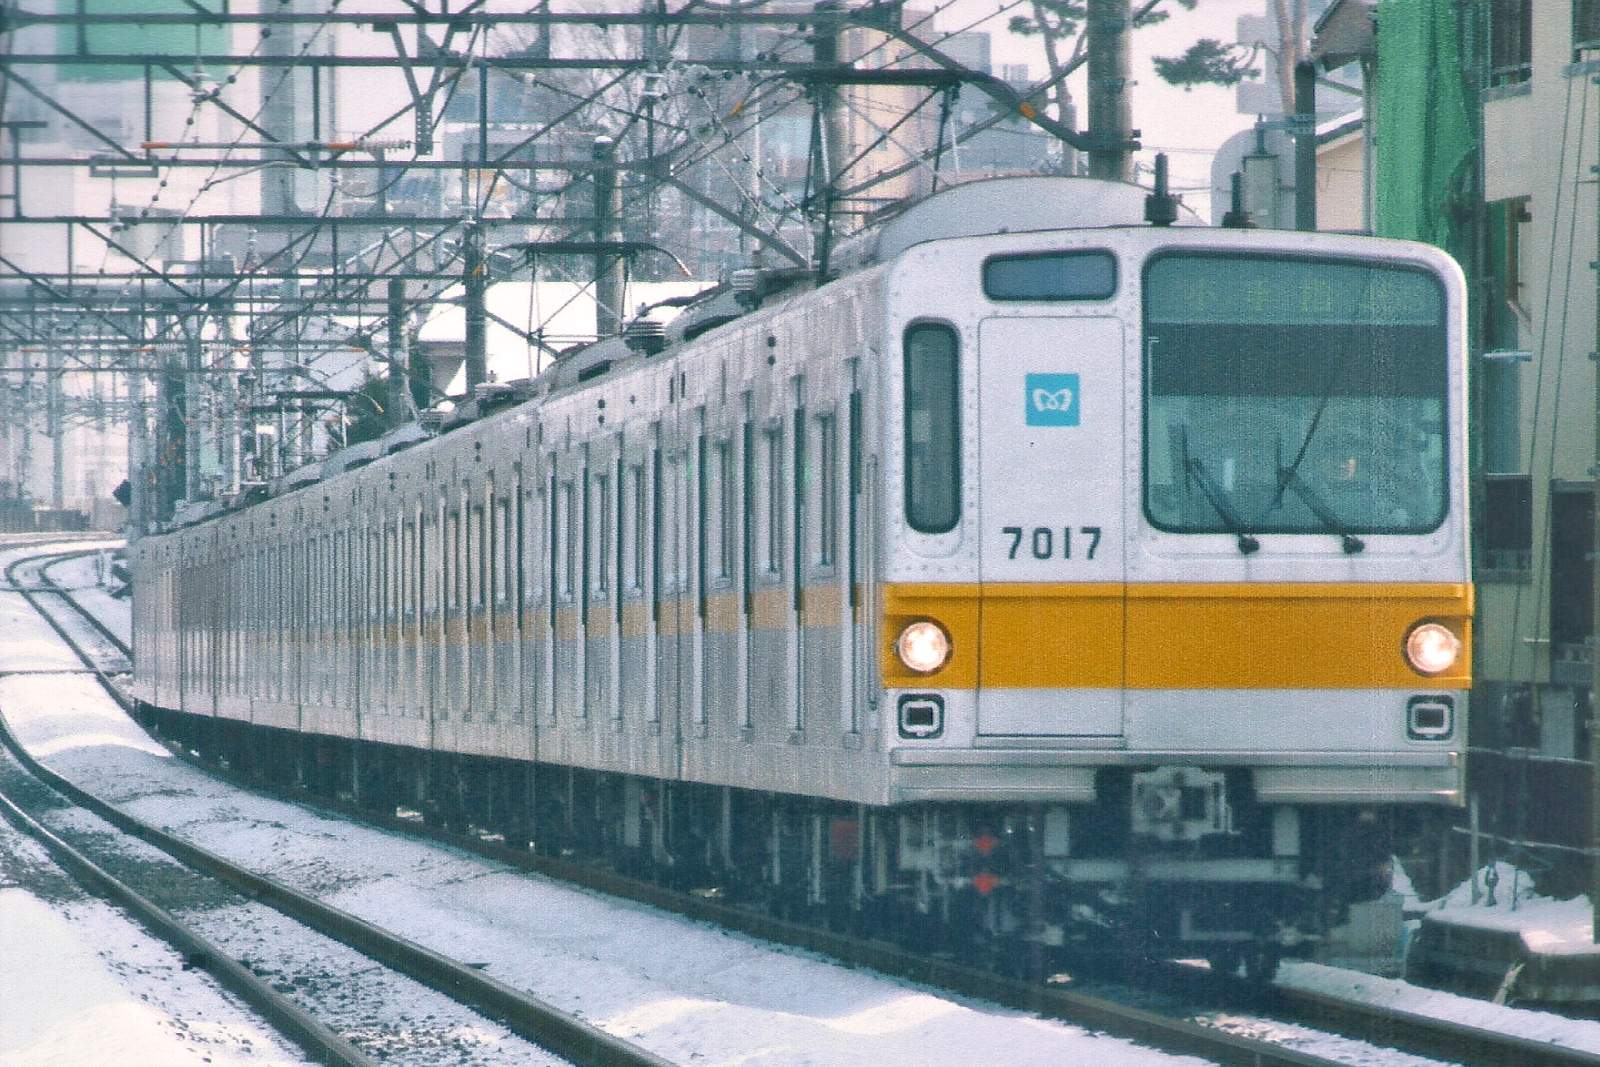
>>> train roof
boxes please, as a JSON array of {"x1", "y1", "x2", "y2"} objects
[
  {"x1": 151, "y1": 176, "x2": 1200, "y2": 536},
  {"x1": 830, "y1": 175, "x2": 1201, "y2": 270}
]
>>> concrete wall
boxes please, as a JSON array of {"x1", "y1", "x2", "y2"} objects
[{"x1": 1477, "y1": 3, "x2": 1599, "y2": 693}]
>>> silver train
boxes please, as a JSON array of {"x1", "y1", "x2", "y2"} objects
[{"x1": 131, "y1": 176, "x2": 1472, "y2": 974}]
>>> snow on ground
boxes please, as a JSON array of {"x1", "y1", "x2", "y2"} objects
[
  {"x1": 22, "y1": 790, "x2": 557, "y2": 1067},
  {"x1": 0, "y1": 567, "x2": 1216, "y2": 1066},
  {"x1": 45, "y1": 549, "x2": 131, "y2": 648},
  {"x1": 1279, "y1": 960, "x2": 1600, "y2": 1056},
  {"x1": 0, "y1": 819, "x2": 310, "y2": 1066},
  {"x1": 1, "y1": 681, "x2": 1211, "y2": 1067},
  {"x1": 1268, "y1": 859, "x2": 1600, "y2": 1056},
  {"x1": 1414, "y1": 861, "x2": 1600, "y2": 955}
]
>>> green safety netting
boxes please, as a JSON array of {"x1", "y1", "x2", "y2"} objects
[{"x1": 1373, "y1": 0, "x2": 1477, "y2": 262}]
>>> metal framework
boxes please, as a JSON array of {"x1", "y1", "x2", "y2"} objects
[{"x1": 0, "y1": 0, "x2": 1112, "y2": 529}]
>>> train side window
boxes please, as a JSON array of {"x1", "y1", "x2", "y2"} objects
[
  {"x1": 457, "y1": 508, "x2": 469, "y2": 616},
  {"x1": 464, "y1": 505, "x2": 477, "y2": 612},
  {"x1": 818, "y1": 414, "x2": 838, "y2": 568},
  {"x1": 389, "y1": 524, "x2": 401, "y2": 628},
  {"x1": 664, "y1": 455, "x2": 681, "y2": 589},
  {"x1": 903, "y1": 323, "x2": 962, "y2": 534},
  {"x1": 422, "y1": 510, "x2": 437, "y2": 620},
  {"x1": 630, "y1": 463, "x2": 646, "y2": 591},
  {"x1": 404, "y1": 522, "x2": 417, "y2": 618},
  {"x1": 982, "y1": 250, "x2": 1116, "y2": 301},
  {"x1": 562, "y1": 481, "x2": 577, "y2": 598},
  {"x1": 764, "y1": 427, "x2": 783, "y2": 575},
  {"x1": 480, "y1": 504, "x2": 492, "y2": 611},
  {"x1": 596, "y1": 472, "x2": 612, "y2": 594},
  {"x1": 528, "y1": 487, "x2": 543, "y2": 607},
  {"x1": 500, "y1": 497, "x2": 514, "y2": 606},
  {"x1": 447, "y1": 510, "x2": 461, "y2": 615},
  {"x1": 713, "y1": 440, "x2": 733, "y2": 580}
]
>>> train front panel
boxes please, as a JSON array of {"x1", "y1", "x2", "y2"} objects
[{"x1": 876, "y1": 224, "x2": 1470, "y2": 957}]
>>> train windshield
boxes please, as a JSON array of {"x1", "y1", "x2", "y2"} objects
[{"x1": 1142, "y1": 252, "x2": 1448, "y2": 537}]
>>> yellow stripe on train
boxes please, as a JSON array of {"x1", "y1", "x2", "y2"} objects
[{"x1": 882, "y1": 582, "x2": 1474, "y2": 691}]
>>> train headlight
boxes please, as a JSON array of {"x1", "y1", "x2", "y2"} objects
[
  {"x1": 896, "y1": 620, "x2": 951, "y2": 675},
  {"x1": 1405, "y1": 622, "x2": 1460, "y2": 676}
]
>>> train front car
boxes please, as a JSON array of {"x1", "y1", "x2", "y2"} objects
[{"x1": 880, "y1": 219, "x2": 1469, "y2": 974}]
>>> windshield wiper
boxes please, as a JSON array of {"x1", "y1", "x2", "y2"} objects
[
  {"x1": 1181, "y1": 432, "x2": 1260, "y2": 554},
  {"x1": 1274, "y1": 354, "x2": 1347, "y2": 509},
  {"x1": 1276, "y1": 465, "x2": 1366, "y2": 554}
]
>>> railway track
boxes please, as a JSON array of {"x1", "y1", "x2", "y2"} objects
[
  {"x1": 20, "y1": 543, "x2": 1600, "y2": 1067},
  {"x1": 1, "y1": 548, "x2": 672, "y2": 1067}
]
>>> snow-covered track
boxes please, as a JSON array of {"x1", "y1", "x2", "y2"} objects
[
  {"x1": 1271, "y1": 980, "x2": 1600, "y2": 1067},
  {"x1": 0, "y1": 749, "x2": 373, "y2": 1067},
  {"x1": 3, "y1": 549, "x2": 673, "y2": 1067},
  {"x1": 35, "y1": 549, "x2": 133, "y2": 664},
  {"x1": 1112, "y1": 958, "x2": 1600, "y2": 1067}
]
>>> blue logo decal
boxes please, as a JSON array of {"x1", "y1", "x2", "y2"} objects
[{"x1": 1025, "y1": 373, "x2": 1080, "y2": 426}]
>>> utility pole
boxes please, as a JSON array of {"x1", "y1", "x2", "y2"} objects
[
  {"x1": 386, "y1": 276, "x2": 411, "y2": 425},
  {"x1": 1591, "y1": 58, "x2": 1600, "y2": 937},
  {"x1": 810, "y1": 0, "x2": 849, "y2": 276},
  {"x1": 218, "y1": 314, "x2": 238, "y2": 497},
  {"x1": 1086, "y1": 0, "x2": 1133, "y2": 182},
  {"x1": 156, "y1": 345, "x2": 185, "y2": 520},
  {"x1": 127, "y1": 372, "x2": 147, "y2": 533},
  {"x1": 260, "y1": 0, "x2": 302, "y2": 218},
  {"x1": 592, "y1": 134, "x2": 622, "y2": 337},
  {"x1": 463, "y1": 223, "x2": 487, "y2": 391},
  {"x1": 184, "y1": 319, "x2": 203, "y2": 501},
  {"x1": 1294, "y1": 59, "x2": 1318, "y2": 232},
  {"x1": 45, "y1": 321, "x2": 63, "y2": 510}
]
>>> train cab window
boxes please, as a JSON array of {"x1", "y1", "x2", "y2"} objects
[
  {"x1": 983, "y1": 250, "x2": 1116, "y2": 301},
  {"x1": 903, "y1": 323, "x2": 962, "y2": 534},
  {"x1": 1143, "y1": 253, "x2": 1448, "y2": 536}
]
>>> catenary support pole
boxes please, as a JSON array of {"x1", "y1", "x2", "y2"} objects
[
  {"x1": 464, "y1": 223, "x2": 487, "y2": 392},
  {"x1": 1294, "y1": 59, "x2": 1317, "y2": 232},
  {"x1": 1086, "y1": 0, "x2": 1132, "y2": 182},
  {"x1": 592, "y1": 134, "x2": 623, "y2": 337},
  {"x1": 386, "y1": 277, "x2": 410, "y2": 425}
]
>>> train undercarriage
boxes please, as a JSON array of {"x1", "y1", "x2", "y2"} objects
[{"x1": 135, "y1": 703, "x2": 1409, "y2": 982}]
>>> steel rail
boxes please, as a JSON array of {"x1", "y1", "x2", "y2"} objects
[
  {"x1": 42, "y1": 546, "x2": 1600, "y2": 1067},
  {"x1": 5, "y1": 548, "x2": 675, "y2": 1067},
  {"x1": 0, "y1": 758, "x2": 375, "y2": 1067}
]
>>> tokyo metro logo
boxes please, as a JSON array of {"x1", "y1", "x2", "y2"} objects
[{"x1": 1025, "y1": 373, "x2": 1080, "y2": 426}]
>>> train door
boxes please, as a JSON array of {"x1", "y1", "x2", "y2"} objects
[{"x1": 975, "y1": 316, "x2": 1126, "y2": 736}]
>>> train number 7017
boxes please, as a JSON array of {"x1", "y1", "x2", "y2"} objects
[{"x1": 1002, "y1": 526, "x2": 1102, "y2": 560}]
